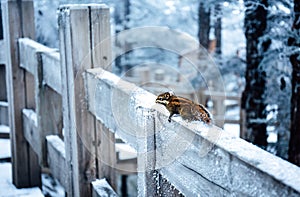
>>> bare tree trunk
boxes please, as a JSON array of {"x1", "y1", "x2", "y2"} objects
[
  {"x1": 198, "y1": 1, "x2": 210, "y2": 49},
  {"x1": 288, "y1": 0, "x2": 300, "y2": 166},
  {"x1": 214, "y1": 3, "x2": 222, "y2": 56},
  {"x1": 241, "y1": 0, "x2": 270, "y2": 148}
]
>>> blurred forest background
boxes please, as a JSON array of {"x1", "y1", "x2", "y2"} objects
[{"x1": 33, "y1": 0, "x2": 300, "y2": 167}]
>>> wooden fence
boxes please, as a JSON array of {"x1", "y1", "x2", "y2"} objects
[{"x1": 1, "y1": 1, "x2": 300, "y2": 197}]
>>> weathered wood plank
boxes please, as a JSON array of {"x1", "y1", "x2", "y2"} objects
[
  {"x1": 0, "y1": 40, "x2": 6, "y2": 64},
  {"x1": 2, "y1": 0, "x2": 41, "y2": 187},
  {"x1": 0, "y1": 101, "x2": 8, "y2": 126},
  {"x1": 90, "y1": 5, "x2": 116, "y2": 189},
  {"x1": 96, "y1": 122, "x2": 116, "y2": 188},
  {"x1": 115, "y1": 143, "x2": 137, "y2": 175},
  {"x1": 0, "y1": 64, "x2": 6, "y2": 101},
  {"x1": 115, "y1": 157, "x2": 137, "y2": 175},
  {"x1": 90, "y1": 4, "x2": 112, "y2": 70},
  {"x1": 59, "y1": 4, "x2": 106, "y2": 196},
  {"x1": 35, "y1": 51, "x2": 63, "y2": 166},
  {"x1": 18, "y1": 38, "x2": 50, "y2": 75},
  {"x1": 137, "y1": 109, "x2": 158, "y2": 197},
  {"x1": 46, "y1": 135, "x2": 68, "y2": 189},
  {"x1": 41, "y1": 51, "x2": 61, "y2": 94},
  {"x1": 22, "y1": 109, "x2": 40, "y2": 157},
  {"x1": 92, "y1": 179, "x2": 118, "y2": 197},
  {"x1": 85, "y1": 67, "x2": 300, "y2": 196},
  {"x1": 158, "y1": 124, "x2": 300, "y2": 196},
  {"x1": 18, "y1": 38, "x2": 62, "y2": 94},
  {"x1": 84, "y1": 67, "x2": 155, "y2": 150},
  {"x1": 25, "y1": 72, "x2": 35, "y2": 109}
]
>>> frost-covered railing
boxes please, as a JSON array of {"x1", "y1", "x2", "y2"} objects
[
  {"x1": 3, "y1": 1, "x2": 300, "y2": 197},
  {"x1": 85, "y1": 67, "x2": 300, "y2": 196}
]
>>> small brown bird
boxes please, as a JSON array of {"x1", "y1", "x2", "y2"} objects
[{"x1": 155, "y1": 92, "x2": 212, "y2": 124}]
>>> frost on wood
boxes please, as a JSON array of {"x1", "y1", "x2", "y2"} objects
[
  {"x1": 85, "y1": 66, "x2": 300, "y2": 196},
  {"x1": 46, "y1": 135, "x2": 67, "y2": 189}
]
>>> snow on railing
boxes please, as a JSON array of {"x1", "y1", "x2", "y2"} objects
[
  {"x1": 85, "y1": 67, "x2": 300, "y2": 196},
  {"x1": 3, "y1": 0, "x2": 300, "y2": 196}
]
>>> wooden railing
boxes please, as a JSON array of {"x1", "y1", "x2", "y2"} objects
[
  {"x1": 2, "y1": 1, "x2": 116, "y2": 196},
  {"x1": 2, "y1": 1, "x2": 300, "y2": 197}
]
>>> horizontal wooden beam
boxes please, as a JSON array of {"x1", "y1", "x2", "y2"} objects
[
  {"x1": 18, "y1": 38, "x2": 61, "y2": 94},
  {"x1": 84, "y1": 67, "x2": 157, "y2": 150},
  {"x1": 41, "y1": 51, "x2": 61, "y2": 94},
  {"x1": 159, "y1": 125, "x2": 300, "y2": 196},
  {"x1": 85, "y1": 67, "x2": 300, "y2": 196},
  {"x1": 22, "y1": 110, "x2": 67, "y2": 190},
  {"x1": 18, "y1": 38, "x2": 52, "y2": 75},
  {"x1": 116, "y1": 157, "x2": 137, "y2": 175},
  {"x1": 46, "y1": 135, "x2": 68, "y2": 190},
  {"x1": 22, "y1": 109, "x2": 40, "y2": 158}
]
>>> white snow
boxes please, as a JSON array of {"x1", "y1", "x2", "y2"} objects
[
  {"x1": 0, "y1": 101, "x2": 8, "y2": 107},
  {"x1": 46, "y1": 135, "x2": 66, "y2": 158},
  {"x1": 22, "y1": 109, "x2": 37, "y2": 126},
  {"x1": 115, "y1": 143, "x2": 137, "y2": 160},
  {"x1": 92, "y1": 179, "x2": 118, "y2": 197},
  {"x1": 0, "y1": 139, "x2": 10, "y2": 159},
  {"x1": 0, "y1": 128, "x2": 64, "y2": 196},
  {"x1": 224, "y1": 123, "x2": 240, "y2": 137},
  {"x1": 0, "y1": 125, "x2": 9, "y2": 133},
  {"x1": 0, "y1": 163, "x2": 43, "y2": 197}
]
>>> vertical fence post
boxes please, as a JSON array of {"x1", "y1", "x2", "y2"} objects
[
  {"x1": 59, "y1": 4, "x2": 114, "y2": 196},
  {"x1": 90, "y1": 5, "x2": 116, "y2": 189},
  {"x1": 137, "y1": 110, "x2": 157, "y2": 196},
  {"x1": 2, "y1": 0, "x2": 41, "y2": 187}
]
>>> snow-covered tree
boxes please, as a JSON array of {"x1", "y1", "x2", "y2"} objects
[
  {"x1": 288, "y1": 0, "x2": 300, "y2": 166},
  {"x1": 198, "y1": 1, "x2": 210, "y2": 50},
  {"x1": 241, "y1": 0, "x2": 271, "y2": 149},
  {"x1": 262, "y1": 0, "x2": 293, "y2": 159}
]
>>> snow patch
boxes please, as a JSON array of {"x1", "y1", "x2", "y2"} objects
[
  {"x1": 92, "y1": 179, "x2": 118, "y2": 197},
  {"x1": 0, "y1": 125, "x2": 9, "y2": 133},
  {"x1": 0, "y1": 163, "x2": 43, "y2": 197},
  {"x1": 0, "y1": 139, "x2": 10, "y2": 159}
]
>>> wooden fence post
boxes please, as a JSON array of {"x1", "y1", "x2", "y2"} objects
[
  {"x1": 90, "y1": 5, "x2": 116, "y2": 189},
  {"x1": 59, "y1": 4, "x2": 115, "y2": 196},
  {"x1": 2, "y1": 0, "x2": 41, "y2": 188},
  {"x1": 137, "y1": 110, "x2": 157, "y2": 196}
]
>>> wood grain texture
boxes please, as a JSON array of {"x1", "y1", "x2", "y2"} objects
[
  {"x1": 85, "y1": 67, "x2": 300, "y2": 196},
  {"x1": 0, "y1": 65, "x2": 7, "y2": 101},
  {"x1": 2, "y1": 0, "x2": 40, "y2": 187},
  {"x1": 59, "y1": 4, "x2": 110, "y2": 196},
  {"x1": 46, "y1": 135, "x2": 68, "y2": 189},
  {"x1": 35, "y1": 51, "x2": 63, "y2": 166}
]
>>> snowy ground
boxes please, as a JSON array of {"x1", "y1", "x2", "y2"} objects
[
  {"x1": 0, "y1": 163, "x2": 44, "y2": 197},
  {"x1": 0, "y1": 124, "x2": 42, "y2": 197},
  {"x1": 0, "y1": 125, "x2": 64, "y2": 197}
]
